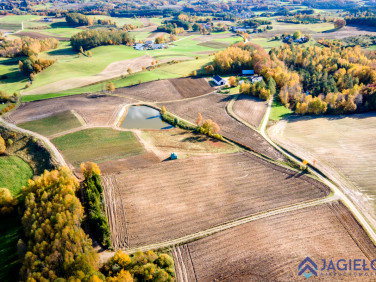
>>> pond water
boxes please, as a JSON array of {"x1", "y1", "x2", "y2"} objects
[{"x1": 121, "y1": 106, "x2": 173, "y2": 130}]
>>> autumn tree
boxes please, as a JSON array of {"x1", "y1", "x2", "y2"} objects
[
  {"x1": 0, "y1": 135, "x2": 5, "y2": 154},
  {"x1": 20, "y1": 167, "x2": 101, "y2": 281},
  {"x1": 229, "y1": 76, "x2": 238, "y2": 87},
  {"x1": 196, "y1": 112, "x2": 203, "y2": 125},
  {"x1": 155, "y1": 35, "x2": 165, "y2": 44},
  {"x1": 106, "y1": 82, "x2": 115, "y2": 92},
  {"x1": 102, "y1": 250, "x2": 174, "y2": 281},
  {"x1": 160, "y1": 106, "x2": 166, "y2": 115},
  {"x1": 0, "y1": 188, "x2": 18, "y2": 215},
  {"x1": 293, "y1": 31, "x2": 302, "y2": 39},
  {"x1": 334, "y1": 18, "x2": 346, "y2": 29},
  {"x1": 127, "y1": 67, "x2": 133, "y2": 74}
]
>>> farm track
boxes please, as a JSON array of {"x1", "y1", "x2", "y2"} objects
[{"x1": 0, "y1": 117, "x2": 67, "y2": 167}]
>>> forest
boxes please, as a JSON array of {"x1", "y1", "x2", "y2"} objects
[
  {"x1": 269, "y1": 44, "x2": 376, "y2": 114},
  {"x1": 209, "y1": 42, "x2": 376, "y2": 115},
  {"x1": 0, "y1": 36, "x2": 59, "y2": 58},
  {"x1": 19, "y1": 167, "x2": 102, "y2": 281},
  {"x1": 70, "y1": 29, "x2": 133, "y2": 51}
]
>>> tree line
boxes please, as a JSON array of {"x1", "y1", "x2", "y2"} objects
[
  {"x1": 0, "y1": 36, "x2": 59, "y2": 58},
  {"x1": 70, "y1": 29, "x2": 134, "y2": 51},
  {"x1": 81, "y1": 162, "x2": 112, "y2": 248}
]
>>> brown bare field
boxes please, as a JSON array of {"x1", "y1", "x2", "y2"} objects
[
  {"x1": 140, "y1": 127, "x2": 239, "y2": 156},
  {"x1": 159, "y1": 94, "x2": 286, "y2": 161},
  {"x1": 103, "y1": 152, "x2": 329, "y2": 248},
  {"x1": 94, "y1": 152, "x2": 160, "y2": 175},
  {"x1": 169, "y1": 77, "x2": 212, "y2": 98},
  {"x1": 232, "y1": 95, "x2": 268, "y2": 128},
  {"x1": 14, "y1": 31, "x2": 69, "y2": 41},
  {"x1": 268, "y1": 113, "x2": 376, "y2": 227},
  {"x1": 114, "y1": 77, "x2": 213, "y2": 102},
  {"x1": 312, "y1": 25, "x2": 376, "y2": 40},
  {"x1": 7, "y1": 94, "x2": 130, "y2": 126},
  {"x1": 173, "y1": 202, "x2": 376, "y2": 282},
  {"x1": 23, "y1": 55, "x2": 154, "y2": 96}
]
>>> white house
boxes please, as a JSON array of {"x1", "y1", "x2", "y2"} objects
[
  {"x1": 213, "y1": 75, "x2": 226, "y2": 86},
  {"x1": 134, "y1": 43, "x2": 144, "y2": 50},
  {"x1": 251, "y1": 76, "x2": 263, "y2": 83}
]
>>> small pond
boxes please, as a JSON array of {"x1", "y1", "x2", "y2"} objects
[{"x1": 121, "y1": 105, "x2": 173, "y2": 130}]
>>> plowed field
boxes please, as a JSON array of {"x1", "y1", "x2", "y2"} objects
[
  {"x1": 114, "y1": 77, "x2": 213, "y2": 102},
  {"x1": 103, "y1": 152, "x2": 329, "y2": 249},
  {"x1": 8, "y1": 94, "x2": 130, "y2": 126},
  {"x1": 159, "y1": 94, "x2": 286, "y2": 161},
  {"x1": 173, "y1": 202, "x2": 376, "y2": 281},
  {"x1": 232, "y1": 95, "x2": 268, "y2": 128}
]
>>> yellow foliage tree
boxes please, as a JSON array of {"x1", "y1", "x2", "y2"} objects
[{"x1": 0, "y1": 134, "x2": 5, "y2": 154}]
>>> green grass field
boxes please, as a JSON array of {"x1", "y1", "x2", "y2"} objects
[
  {"x1": 22, "y1": 56, "x2": 212, "y2": 102},
  {"x1": 0, "y1": 215, "x2": 22, "y2": 282},
  {"x1": 28, "y1": 45, "x2": 144, "y2": 91},
  {"x1": 52, "y1": 128, "x2": 145, "y2": 166},
  {"x1": 270, "y1": 98, "x2": 293, "y2": 121},
  {"x1": 0, "y1": 57, "x2": 29, "y2": 94},
  {"x1": 0, "y1": 155, "x2": 33, "y2": 195},
  {"x1": 18, "y1": 111, "x2": 82, "y2": 136}
]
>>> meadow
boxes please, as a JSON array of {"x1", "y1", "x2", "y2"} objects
[
  {"x1": 0, "y1": 155, "x2": 33, "y2": 195},
  {"x1": 52, "y1": 128, "x2": 145, "y2": 167},
  {"x1": 18, "y1": 110, "x2": 82, "y2": 136}
]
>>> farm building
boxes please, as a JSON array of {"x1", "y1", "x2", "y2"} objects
[
  {"x1": 151, "y1": 44, "x2": 165, "y2": 50},
  {"x1": 251, "y1": 75, "x2": 263, "y2": 83},
  {"x1": 134, "y1": 43, "x2": 144, "y2": 50},
  {"x1": 213, "y1": 75, "x2": 226, "y2": 86},
  {"x1": 242, "y1": 70, "x2": 254, "y2": 76}
]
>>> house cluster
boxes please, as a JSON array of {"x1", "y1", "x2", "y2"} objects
[
  {"x1": 231, "y1": 26, "x2": 247, "y2": 33},
  {"x1": 134, "y1": 41, "x2": 168, "y2": 51},
  {"x1": 283, "y1": 35, "x2": 309, "y2": 44},
  {"x1": 42, "y1": 17, "x2": 52, "y2": 22},
  {"x1": 212, "y1": 70, "x2": 264, "y2": 86},
  {"x1": 200, "y1": 23, "x2": 212, "y2": 30},
  {"x1": 242, "y1": 70, "x2": 263, "y2": 83}
]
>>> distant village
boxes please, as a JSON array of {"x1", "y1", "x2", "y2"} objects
[{"x1": 134, "y1": 40, "x2": 168, "y2": 50}]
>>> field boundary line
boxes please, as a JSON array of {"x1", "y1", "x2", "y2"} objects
[
  {"x1": 99, "y1": 195, "x2": 338, "y2": 262},
  {"x1": 71, "y1": 109, "x2": 87, "y2": 126}
]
